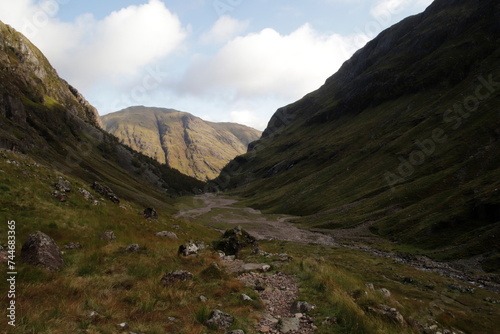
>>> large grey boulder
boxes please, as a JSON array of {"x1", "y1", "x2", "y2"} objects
[{"x1": 20, "y1": 231, "x2": 65, "y2": 271}]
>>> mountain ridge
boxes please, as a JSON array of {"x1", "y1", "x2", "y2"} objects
[
  {"x1": 213, "y1": 0, "x2": 500, "y2": 262},
  {"x1": 102, "y1": 106, "x2": 262, "y2": 181}
]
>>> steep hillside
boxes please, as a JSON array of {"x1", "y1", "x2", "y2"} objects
[
  {"x1": 213, "y1": 0, "x2": 500, "y2": 262},
  {"x1": 0, "y1": 21, "x2": 204, "y2": 207},
  {"x1": 102, "y1": 106, "x2": 261, "y2": 181}
]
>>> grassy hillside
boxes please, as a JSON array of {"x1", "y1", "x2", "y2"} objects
[
  {"x1": 212, "y1": 0, "x2": 500, "y2": 261},
  {"x1": 102, "y1": 107, "x2": 261, "y2": 181}
]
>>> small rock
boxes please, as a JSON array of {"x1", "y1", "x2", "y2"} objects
[
  {"x1": 100, "y1": 231, "x2": 116, "y2": 242},
  {"x1": 378, "y1": 288, "x2": 391, "y2": 297},
  {"x1": 259, "y1": 325, "x2": 271, "y2": 333},
  {"x1": 20, "y1": 231, "x2": 65, "y2": 271},
  {"x1": 79, "y1": 188, "x2": 95, "y2": 202},
  {"x1": 116, "y1": 322, "x2": 129, "y2": 329},
  {"x1": 226, "y1": 331, "x2": 245, "y2": 334},
  {"x1": 368, "y1": 304, "x2": 406, "y2": 326},
  {"x1": 291, "y1": 301, "x2": 316, "y2": 314},
  {"x1": 167, "y1": 316, "x2": 177, "y2": 322},
  {"x1": 322, "y1": 317, "x2": 337, "y2": 325},
  {"x1": 239, "y1": 263, "x2": 271, "y2": 273},
  {"x1": 64, "y1": 242, "x2": 83, "y2": 250},
  {"x1": 279, "y1": 317, "x2": 300, "y2": 333},
  {"x1": 54, "y1": 177, "x2": 71, "y2": 192},
  {"x1": 365, "y1": 283, "x2": 375, "y2": 290},
  {"x1": 125, "y1": 244, "x2": 140, "y2": 252},
  {"x1": 155, "y1": 231, "x2": 178, "y2": 239},
  {"x1": 199, "y1": 295, "x2": 208, "y2": 303},
  {"x1": 89, "y1": 311, "x2": 101, "y2": 322},
  {"x1": 143, "y1": 207, "x2": 158, "y2": 219},
  {"x1": 161, "y1": 270, "x2": 193, "y2": 286},
  {"x1": 241, "y1": 294, "x2": 253, "y2": 301},
  {"x1": 205, "y1": 310, "x2": 234, "y2": 330}
]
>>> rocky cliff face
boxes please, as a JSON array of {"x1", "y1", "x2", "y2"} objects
[
  {"x1": 0, "y1": 22, "x2": 102, "y2": 130},
  {"x1": 102, "y1": 107, "x2": 261, "y2": 181},
  {"x1": 0, "y1": 21, "x2": 204, "y2": 201}
]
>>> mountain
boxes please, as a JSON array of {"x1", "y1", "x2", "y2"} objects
[
  {"x1": 213, "y1": 0, "x2": 500, "y2": 262},
  {"x1": 0, "y1": 21, "x2": 204, "y2": 207},
  {"x1": 101, "y1": 106, "x2": 262, "y2": 181}
]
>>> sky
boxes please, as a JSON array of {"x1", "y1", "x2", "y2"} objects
[{"x1": 0, "y1": 0, "x2": 433, "y2": 130}]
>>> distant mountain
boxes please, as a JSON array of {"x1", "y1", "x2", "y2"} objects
[
  {"x1": 102, "y1": 106, "x2": 262, "y2": 181},
  {"x1": 213, "y1": 0, "x2": 500, "y2": 261},
  {"x1": 0, "y1": 21, "x2": 203, "y2": 205}
]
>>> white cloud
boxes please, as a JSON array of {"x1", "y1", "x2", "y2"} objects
[
  {"x1": 0, "y1": 0, "x2": 186, "y2": 89},
  {"x1": 230, "y1": 110, "x2": 268, "y2": 130},
  {"x1": 200, "y1": 15, "x2": 249, "y2": 45},
  {"x1": 180, "y1": 24, "x2": 361, "y2": 101}
]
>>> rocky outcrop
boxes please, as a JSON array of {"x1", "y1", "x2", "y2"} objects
[
  {"x1": 102, "y1": 106, "x2": 261, "y2": 181},
  {"x1": 92, "y1": 182, "x2": 120, "y2": 204},
  {"x1": 0, "y1": 21, "x2": 101, "y2": 129},
  {"x1": 215, "y1": 226, "x2": 258, "y2": 256},
  {"x1": 20, "y1": 231, "x2": 65, "y2": 271}
]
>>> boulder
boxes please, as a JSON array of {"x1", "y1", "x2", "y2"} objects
[
  {"x1": 143, "y1": 207, "x2": 158, "y2": 219},
  {"x1": 20, "y1": 231, "x2": 65, "y2": 271},
  {"x1": 215, "y1": 226, "x2": 258, "y2": 256},
  {"x1": 156, "y1": 231, "x2": 178, "y2": 239},
  {"x1": 92, "y1": 181, "x2": 120, "y2": 204},
  {"x1": 205, "y1": 310, "x2": 234, "y2": 330},
  {"x1": 161, "y1": 270, "x2": 193, "y2": 286},
  {"x1": 78, "y1": 187, "x2": 95, "y2": 202},
  {"x1": 238, "y1": 263, "x2": 271, "y2": 273},
  {"x1": 54, "y1": 177, "x2": 71, "y2": 192},
  {"x1": 178, "y1": 241, "x2": 199, "y2": 256}
]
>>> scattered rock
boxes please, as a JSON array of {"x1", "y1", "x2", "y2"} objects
[
  {"x1": 92, "y1": 181, "x2": 120, "y2": 204},
  {"x1": 88, "y1": 311, "x2": 101, "y2": 322},
  {"x1": 205, "y1": 310, "x2": 234, "y2": 330},
  {"x1": 100, "y1": 231, "x2": 116, "y2": 242},
  {"x1": 178, "y1": 241, "x2": 200, "y2": 256},
  {"x1": 64, "y1": 242, "x2": 83, "y2": 250},
  {"x1": 78, "y1": 187, "x2": 97, "y2": 204},
  {"x1": 291, "y1": 301, "x2": 316, "y2": 314},
  {"x1": 54, "y1": 177, "x2": 71, "y2": 192},
  {"x1": 279, "y1": 317, "x2": 300, "y2": 333},
  {"x1": 160, "y1": 270, "x2": 193, "y2": 286},
  {"x1": 215, "y1": 226, "x2": 258, "y2": 256},
  {"x1": 20, "y1": 231, "x2": 65, "y2": 271},
  {"x1": 155, "y1": 231, "x2": 178, "y2": 239},
  {"x1": 448, "y1": 284, "x2": 475, "y2": 294},
  {"x1": 241, "y1": 294, "x2": 253, "y2": 301},
  {"x1": 51, "y1": 190, "x2": 68, "y2": 202},
  {"x1": 199, "y1": 295, "x2": 208, "y2": 303},
  {"x1": 226, "y1": 330, "x2": 245, "y2": 334},
  {"x1": 368, "y1": 304, "x2": 406, "y2": 326},
  {"x1": 143, "y1": 207, "x2": 158, "y2": 219},
  {"x1": 116, "y1": 322, "x2": 129, "y2": 329},
  {"x1": 484, "y1": 297, "x2": 499, "y2": 304},
  {"x1": 125, "y1": 244, "x2": 140, "y2": 252},
  {"x1": 365, "y1": 283, "x2": 375, "y2": 290},
  {"x1": 322, "y1": 317, "x2": 337, "y2": 325},
  {"x1": 378, "y1": 288, "x2": 391, "y2": 297},
  {"x1": 239, "y1": 263, "x2": 271, "y2": 273}
]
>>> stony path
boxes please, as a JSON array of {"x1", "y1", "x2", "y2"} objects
[{"x1": 238, "y1": 272, "x2": 315, "y2": 334}]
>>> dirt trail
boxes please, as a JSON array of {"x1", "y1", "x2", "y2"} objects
[
  {"x1": 175, "y1": 194, "x2": 500, "y2": 292},
  {"x1": 175, "y1": 193, "x2": 338, "y2": 246}
]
